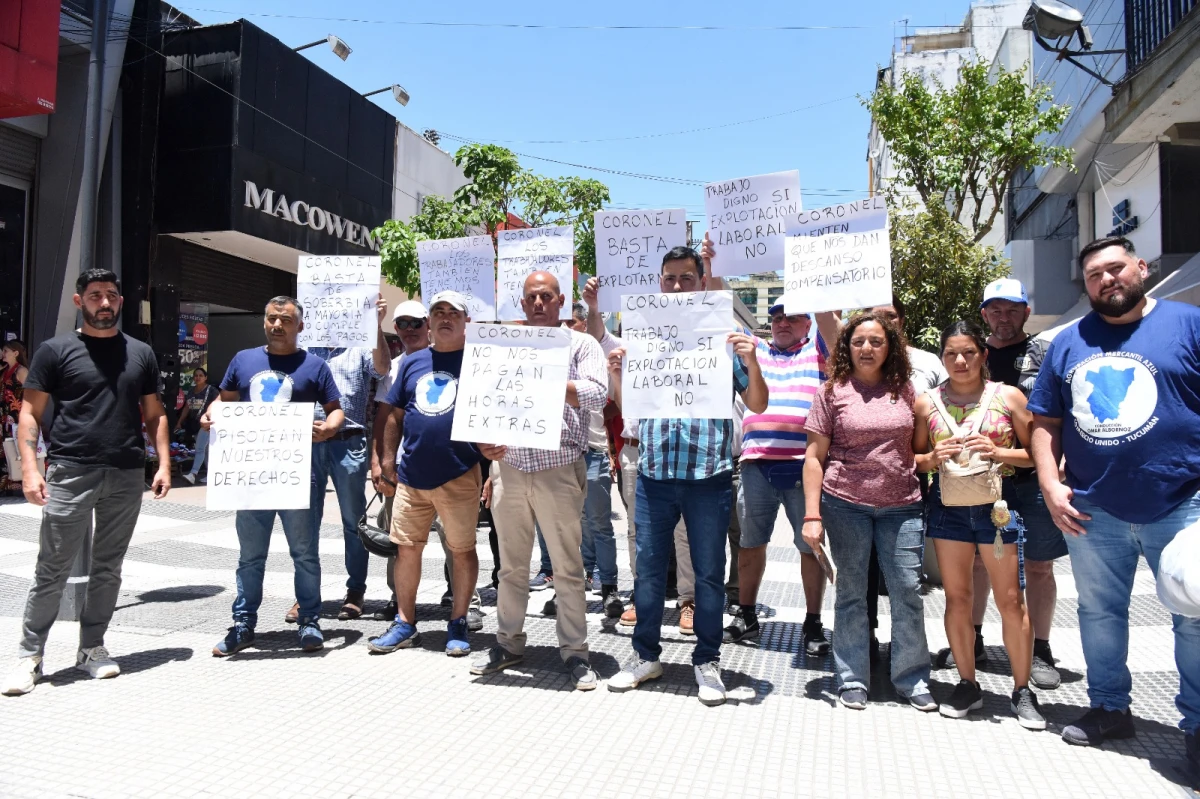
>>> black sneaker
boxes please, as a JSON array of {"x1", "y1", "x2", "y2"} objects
[
  {"x1": 909, "y1": 692, "x2": 937, "y2": 712},
  {"x1": 374, "y1": 599, "x2": 398, "y2": 621},
  {"x1": 1061, "y1": 707, "x2": 1136, "y2": 746},
  {"x1": 602, "y1": 589, "x2": 624, "y2": 619},
  {"x1": 543, "y1": 595, "x2": 557, "y2": 616},
  {"x1": 935, "y1": 632, "x2": 987, "y2": 670},
  {"x1": 803, "y1": 619, "x2": 830, "y2": 657},
  {"x1": 839, "y1": 688, "x2": 868, "y2": 710},
  {"x1": 722, "y1": 615, "x2": 760, "y2": 645},
  {"x1": 1011, "y1": 686, "x2": 1047, "y2": 730},
  {"x1": 1031, "y1": 641, "x2": 1061, "y2": 689},
  {"x1": 440, "y1": 588, "x2": 453, "y2": 607},
  {"x1": 939, "y1": 679, "x2": 983, "y2": 719}
]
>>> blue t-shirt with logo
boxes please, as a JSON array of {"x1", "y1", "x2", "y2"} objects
[
  {"x1": 384, "y1": 347, "x2": 480, "y2": 490},
  {"x1": 220, "y1": 347, "x2": 341, "y2": 407},
  {"x1": 1028, "y1": 300, "x2": 1200, "y2": 523}
]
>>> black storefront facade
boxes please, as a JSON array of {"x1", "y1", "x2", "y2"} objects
[{"x1": 124, "y1": 16, "x2": 395, "y2": 415}]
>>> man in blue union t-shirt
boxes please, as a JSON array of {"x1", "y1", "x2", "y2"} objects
[
  {"x1": 1030, "y1": 237, "x2": 1200, "y2": 776},
  {"x1": 200, "y1": 296, "x2": 344, "y2": 657},
  {"x1": 370, "y1": 291, "x2": 483, "y2": 657}
]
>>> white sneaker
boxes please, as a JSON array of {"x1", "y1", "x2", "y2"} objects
[
  {"x1": 183, "y1": 473, "x2": 197, "y2": 485},
  {"x1": 607, "y1": 657, "x2": 663, "y2": 692},
  {"x1": 694, "y1": 662, "x2": 726, "y2": 706},
  {"x1": 2, "y1": 656, "x2": 42, "y2": 696},
  {"x1": 76, "y1": 646, "x2": 120, "y2": 679}
]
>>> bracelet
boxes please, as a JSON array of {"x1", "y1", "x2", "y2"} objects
[{"x1": 803, "y1": 516, "x2": 822, "y2": 523}]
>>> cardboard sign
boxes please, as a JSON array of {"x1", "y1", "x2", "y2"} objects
[
  {"x1": 783, "y1": 197, "x2": 891, "y2": 314},
  {"x1": 206, "y1": 402, "x2": 313, "y2": 510},
  {"x1": 452, "y1": 324, "x2": 571, "y2": 449},
  {"x1": 297, "y1": 255, "x2": 382, "y2": 348},
  {"x1": 418, "y1": 235, "x2": 497, "y2": 321},
  {"x1": 593, "y1": 208, "x2": 687, "y2": 312},
  {"x1": 620, "y1": 291, "x2": 735, "y2": 419},
  {"x1": 496, "y1": 225, "x2": 574, "y2": 321},
  {"x1": 704, "y1": 170, "x2": 802, "y2": 277}
]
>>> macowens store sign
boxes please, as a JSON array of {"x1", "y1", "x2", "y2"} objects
[{"x1": 243, "y1": 180, "x2": 380, "y2": 252}]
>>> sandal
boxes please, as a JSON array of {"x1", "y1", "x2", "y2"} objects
[{"x1": 338, "y1": 591, "x2": 365, "y2": 621}]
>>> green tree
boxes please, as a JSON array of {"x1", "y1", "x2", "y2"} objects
[
  {"x1": 864, "y1": 60, "x2": 1072, "y2": 344},
  {"x1": 374, "y1": 143, "x2": 609, "y2": 297}
]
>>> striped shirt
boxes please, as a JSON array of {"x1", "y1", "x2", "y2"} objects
[
  {"x1": 740, "y1": 333, "x2": 827, "y2": 462},
  {"x1": 306, "y1": 347, "x2": 385, "y2": 429},
  {"x1": 504, "y1": 329, "x2": 608, "y2": 473}
]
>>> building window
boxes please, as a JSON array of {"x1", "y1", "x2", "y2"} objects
[
  {"x1": 735, "y1": 288, "x2": 758, "y2": 308},
  {"x1": 767, "y1": 286, "x2": 785, "y2": 305}
]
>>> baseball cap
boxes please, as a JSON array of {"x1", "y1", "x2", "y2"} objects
[
  {"x1": 981, "y1": 278, "x2": 1028, "y2": 308},
  {"x1": 392, "y1": 300, "x2": 428, "y2": 321},
  {"x1": 767, "y1": 292, "x2": 804, "y2": 318},
  {"x1": 428, "y1": 290, "x2": 469, "y2": 313}
]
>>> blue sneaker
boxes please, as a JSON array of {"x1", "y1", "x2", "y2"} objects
[
  {"x1": 297, "y1": 618, "x2": 324, "y2": 653},
  {"x1": 212, "y1": 623, "x2": 254, "y2": 657},
  {"x1": 529, "y1": 571, "x2": 553, "y2": 590},
  {"x1": 446, "y1": 616, "x2": 470, "y2": 657},
  {"x1": 367, "y1": 618, "x2": 421, "y2": 653}
]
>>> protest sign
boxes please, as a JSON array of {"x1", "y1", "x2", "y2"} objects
[
  {"x1": 782, "y1": 197, "x2": 891, "y2": 314},
  {"x1": 496, "y1": 225, "x2": 574, "y2": 321},
  {"x1": 296, "y1": 255, "x2": 382, "y2": 348},
  {"x1": 620, "y1": 290, "x2": 734, "y2": 419},
  {"x1": 452, "y1": 324, "x2": 571, "y2": 450},
  {"x1": 206, "y1": 402, "x2": 313, "y2": 511},
  {"x1": 704, "y1": 171, "x2": 801, "y2": 277},
  {"x1": 418, "y1": 235, "x2": 497, "y2": 321},
  {"x1": 593, "y1": 208, "x2": 687, "y2": 312}
]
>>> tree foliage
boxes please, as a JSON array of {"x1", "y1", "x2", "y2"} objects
[
  {"x1": 374, "y1": 143, "x2": 610, "y2": 297},
  {"x1": 865, "y1": 61, "x2": 1072, "y2": 244}
]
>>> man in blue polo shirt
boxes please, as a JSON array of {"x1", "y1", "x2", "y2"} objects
[{"x1": 1029, "y1": 237, "x2": 1200, "y2": 778}]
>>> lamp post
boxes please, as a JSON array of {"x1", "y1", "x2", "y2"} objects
[
  {"x1": 294, "y1": 35, "x2": 352, "y2": 61},
  {"x1": 362, "y1": 85, "x2": 411, "y2": 107},
  {"x1": 1022, "y1": 0, "x2": 1125, "y2": 86}
]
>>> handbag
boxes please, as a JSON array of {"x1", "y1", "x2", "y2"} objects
[
  {"x1": 357, "y1": 491, "x2": 398, "y2": 558},
  {"x1": 928, "y1": 382, "x2": 1003, "y2": 508}
]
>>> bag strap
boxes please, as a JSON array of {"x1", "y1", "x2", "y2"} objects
[
  {"x1": 928, "y1": 382, "x2": 1002, "y2": 439},
  {"x1": 927, "y1": 387, "x2": 965, "y2": 438}
]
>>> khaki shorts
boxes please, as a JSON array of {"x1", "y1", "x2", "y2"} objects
[{"x1": 389, "y1": 465, "x2": 482, "y2": 554}]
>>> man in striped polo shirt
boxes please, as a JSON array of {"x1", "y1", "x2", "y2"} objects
[{"x1": 725, "y1": 297, "x2": 840, "y2": 651}]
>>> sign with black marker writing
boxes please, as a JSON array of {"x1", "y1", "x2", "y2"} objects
[
  {"x1": 593, "y1": 208, "x2": 686, "y2": 312},
  {"x1": 704, "y1": 171, "x2": 802, "y2": 277},
  {"x1": 296, "y1": 255, "x2": 382, "y2": 348},
  {"x1": 496, "y1": 225, "x2": 574, "y2": 321},
  {"x1": 206, "y1": 402, "x2": 313, "y2": 510},
  {"x1": 621, "y1": 291, "x2": 734, "y2": 420},
  {"x1": 418, "y1": 235, "x2": 497, "y2": 321},
  {"x1": 783, "y1": 197, "x2": 891, "y2": 314},
  {"x1": 452, "y1": 324, "x2": 570, "y2": 450}
]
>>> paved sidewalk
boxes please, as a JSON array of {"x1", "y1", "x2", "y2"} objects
[{"x1": 0, "y1": 483, "x2": 1195, "y2": 798}]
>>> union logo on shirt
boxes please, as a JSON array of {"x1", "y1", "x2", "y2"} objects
[
  {"x1": 248, "y1": 370, "x2": 295, "y2": 403},
  {"x1": 1067, "y1": 352, "x2": 1159, "y2": 444},
  {"x1": 415, "y1": 371, "x2": 457, "y2": 416}
]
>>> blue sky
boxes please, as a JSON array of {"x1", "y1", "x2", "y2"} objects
[{"x1": 176, "y1": 1, "x2": 976, "y2": 226}]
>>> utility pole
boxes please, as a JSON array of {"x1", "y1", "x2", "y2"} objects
[{"x1": 60, "y1": 0, "x2": 110, "y2": 622}]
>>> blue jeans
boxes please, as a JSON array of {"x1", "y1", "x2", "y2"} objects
[
  {"x1": 580, "y1": 450, "x2": 618, "y2": 584},
  {"x1": 1068, "y1": 493, "x2": 1200, "y2": 734},
  {"x1": 633, "y1": 472, "x2": 731, "y2": 666},
  {"x1": 822, "y1": 492, "x2": 930, "y2": 697},
  {"x1": 233, "y1": 509, "x2": 321, "y2": 627},
  {"x1": 188, "y1": 428, "x2": 209, "y2": 477},
  {"x1": 737, "y1": 459, "x2": 811, "y2": 552},
  {"x1": 310, "y1": 436, "x2": 369, "y2": 592}
]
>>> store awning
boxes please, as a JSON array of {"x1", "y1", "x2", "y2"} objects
[{"x1": 1048, "y1": 292, "x2": 1093, "y2": 329}]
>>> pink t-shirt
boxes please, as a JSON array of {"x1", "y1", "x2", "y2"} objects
[{"x1": 804, "y1": 377, "x2": 920, "y2": 508}]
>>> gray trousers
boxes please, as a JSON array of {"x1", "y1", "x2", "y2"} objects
[{"x1": 18, "y1": 463, "x2": 145, "y2": 657}]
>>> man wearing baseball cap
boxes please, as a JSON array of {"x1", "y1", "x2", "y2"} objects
[
  {"x1": 371, "y1": 291, "x2": 483, "y2": 656},
  {"x1": 942, "y1": 277, "x2": 1066, "y2": 690}
]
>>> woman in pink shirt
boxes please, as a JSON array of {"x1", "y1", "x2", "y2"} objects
[{"x1": 802, "y1": 311, "x2": 933, "y2": 712}]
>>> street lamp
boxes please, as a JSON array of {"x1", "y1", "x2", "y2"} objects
[
  {"x1": 294, "y1": 35, "x2": 352, "y2": 61},
  {"x1": 1021, "y1": 0, "x2": 1123, "y2": 85},
  {"x1": 363, "y1": 84, "x2": 410, "y2": 107}
]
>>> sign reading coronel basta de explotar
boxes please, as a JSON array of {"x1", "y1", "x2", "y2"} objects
[{"x1": 243, "y1": 180, "x2": 380, "y2": 252}]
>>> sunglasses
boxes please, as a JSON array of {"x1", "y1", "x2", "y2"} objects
[{"x1": 394, "y1": 318, "x2": 426, "y2": 330}]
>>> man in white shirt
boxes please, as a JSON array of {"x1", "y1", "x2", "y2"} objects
[{"x1": 870, "y1": 296, "x2": 948, "y2": 395}]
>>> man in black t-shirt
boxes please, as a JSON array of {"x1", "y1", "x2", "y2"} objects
[
  {"x1": 2, "y1": 269, "x2": 171, "y2": 697},
  {"x1": 957, "y1": 278, "x2": 1067, "y2": 690}
]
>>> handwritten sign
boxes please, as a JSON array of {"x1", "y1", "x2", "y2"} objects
[
  {"x1": 206, "y1": 402, "x2": 313, "y2": 511},
  {"x1": 783, "y1": 197, "x2": 891, "y2": 314},
  {"x1": 452, "y1": 324, "x2": 571, "y2": 449},
  {"x1": 496, "y1": 225, "x2": 574, "y2": 321},
  {"x1": 593, "y1": 208, "x2": 686, "y2": 312},
  {"x1": 620, "y1": 291, "x2": 734, "y2": 419},
  {"x1": 704, "y1": 171, "x2": 801, "y2": 277},
  {"x1": 418, "y1": 235, "x2": 497, "y2": 321},
  {"x1": 296, "y1": 255, "x2": 382, "y2": 348}
]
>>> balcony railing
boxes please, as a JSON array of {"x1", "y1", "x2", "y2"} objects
[{"x1": 1126, "y1": 0, "x2": 1199, "y2": 71}]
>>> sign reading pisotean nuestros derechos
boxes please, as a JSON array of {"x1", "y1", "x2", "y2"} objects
[
  {"x1": 206, "y1": 402, "x2": 313, "y2": 511},
  {"x1": 783, "y1": 197, "x2": 891, "y2": 314}
]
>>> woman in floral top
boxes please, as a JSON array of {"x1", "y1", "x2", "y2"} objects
[
  {"x1": 1, "y1": 340, "x2": 29, "y2": 495},
  {"x1": 912, "y1": 321, "x2": 1042, "y2": 729}
]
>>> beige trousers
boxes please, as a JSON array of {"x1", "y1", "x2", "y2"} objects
[
  {"x1": 618, "y1": 445, "x2": 695, "y2": 603},
  {"x1": 492, "y1": 458, "x2": 589, "y2": 662}
]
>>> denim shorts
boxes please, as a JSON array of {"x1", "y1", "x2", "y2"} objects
[
  {"x1": 1009, "y1": 472, "x2": 1069, "y2": 562},
  {"x1": 926, "y1": 475, "x2": 1023, "y2": 547}
]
